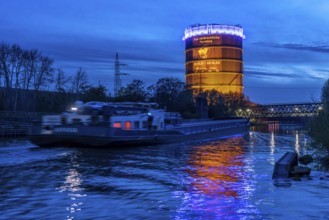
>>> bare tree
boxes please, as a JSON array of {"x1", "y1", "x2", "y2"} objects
[
  {"x1": 32, "y1": 55, "x2": 54, "y2": 92},
  {"x1": 71, "y1": 67, "x2": 89, "y2": 100},
  {"x1": 0, "y1": 43, "x2": 56, "y2": 111},
  {"x1": 0, "y1": 43, "x2": 11, "y2": 89},
  {"x1": 0, "y1": 42, "x2": 89, "y2": 112},
  {"x1": 27, "y1": 53, "x2": 54, "y2": 111},
  {"x1": 21, "y1": 49, "x2": 39, "y2": 90},
  {"x1": 0, "y1": 43, "x2": 11, "y2": 110},
  {"x1": 55, "y1": 68, "x2": 71, "y2": 92},
  {"x1": 11, "y1": 45, "x2": 25, "y2": 111},
  {"x1": 18, "y1": 49, "x2": 41, "y2": 111},
  {"x1": 0, "y1": 43, "x2": 25, "y2": 110}
]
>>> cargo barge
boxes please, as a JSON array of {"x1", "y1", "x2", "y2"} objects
[{"x1": 30, "y1": 102, "x2": 249, "y2": 147}]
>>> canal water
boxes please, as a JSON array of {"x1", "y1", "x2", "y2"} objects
[{"x1": 0, "y1": 127, "x2": 329, "y2": 220}]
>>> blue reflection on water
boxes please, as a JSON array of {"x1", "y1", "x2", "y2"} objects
[
  {"x1": 0, "y1": 128, "x2": 329, "y2": 219},
  {"x1": 57, "y1": 153, "x2": 86, "y2": 220},
  {"x1": 174, "y1": 137, "x2": 261, "y2": 219}
]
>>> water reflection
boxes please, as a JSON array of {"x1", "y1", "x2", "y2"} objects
[
  {"x1": 1, "y1": 129, "x2": 328, "y2": 219},
  {"x1": 252, "y1": 124, "x2": 311, "y2": 156},
  {"x1": 297, "y1": 130, "x2": 310, "y2": 156},
  {"x1": 176, "y1": 137, "x2": 260, "y2": 218},
  {"x1": 188, "y1": 141, "x2": 244, "y2": 197},
  {"x1": 270, "y1": 132, "x2": 275, "y2": 155},
  {"x1": 57, "y1": 153, "x2": 86, "y2": 220},
  {"x1": 295, "y1": 130, "x2": 300, "y2": 154},
  {"x1": 268, "y1": 123, "x2": 279, "y2": 133}
]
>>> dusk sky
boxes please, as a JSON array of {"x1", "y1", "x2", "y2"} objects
[{"x1": 1, "y1": 0, "x2": 329, "y2": 104}]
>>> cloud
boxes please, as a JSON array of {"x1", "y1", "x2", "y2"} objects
[
  {"x1": 21, "y1": 31, "x2": 185, "y2": 80},
  {"x1": 243, "y1": 71, "x2": 323, "y2": 104},
  {"x1": 253, "y1": 42, "x2": 329, "y2": 54},
  {"x1": 245, "y1": 69, "x2": 298, "y2": 79},
  {"x1": 2, "y1": 0, "x2": 329, "y2": 104},
  {"x1": 244, "y1": 65, "x2": 326, "y2": 80}
]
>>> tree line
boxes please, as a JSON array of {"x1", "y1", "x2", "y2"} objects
[
  {"x1": 0, "y1": 42, "x2": 252, "y2": 118},
  {"x1": 84, "y1": 77, "x2": 252, "y2": 119},
  {"x1": 310, "y1": 79, "x2": 329, "y2": 170},
  {"x1": 0, "y1": 42, "x2": 92, "y2": 112}
]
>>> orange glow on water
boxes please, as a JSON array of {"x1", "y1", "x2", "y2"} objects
[{"x1": 187, "y1": 137, "x2": 245, "y2": 198}]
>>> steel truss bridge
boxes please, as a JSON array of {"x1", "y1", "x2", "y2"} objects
[{"x1": 236, "y1": 102, "x2": 323, "y2": 118}]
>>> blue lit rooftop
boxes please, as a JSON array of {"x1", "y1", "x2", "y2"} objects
[{"x1": 183, "y1": 24, "x2": 246, "y2": 40}]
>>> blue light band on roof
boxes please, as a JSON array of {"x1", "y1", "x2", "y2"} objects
[{"x1": 183, "y1": 24, "x2": 245, "y2": 40}]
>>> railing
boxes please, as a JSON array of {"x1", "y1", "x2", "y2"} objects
[
  {"x1": 0, "y1": 111, "x2": 44, "y2": 138},
  {"x1": 170, "y1": 119, "x2": 248, "y2": 134},
  {"x1": 0, "y1": 121, "x2": 32, "y2": 138}
]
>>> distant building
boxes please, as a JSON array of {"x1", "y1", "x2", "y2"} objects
[{"x1": 183, "y1": 24, "x2": 245, "y2": 94}]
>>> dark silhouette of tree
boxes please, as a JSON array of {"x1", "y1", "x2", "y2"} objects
[
  {"x1": 203, "y1": 90, "x2": 251, "y2": 118},
  {"x1": 0, "y1": 43, "x2": 12, "y2": 89},
  {"x1": 55, "y1": 68, "x2": 71, "y2": 92},
  {"x1": 47, "y1": 68, "x2": 73, "y2": 112},
  {"x1": 321, "y1": 79, "x2": 329, "y2": 109},
  {"x1": 155, "y1": 77, "x2": 185, "y2": 108},
  {"x1": 82, "y1": 85, "x2": 108, "y2": 102},
  {"x1": 32, "y1": 55, "x2": 54, "y2": 91},
  {"x1": 310, "y1": 79, "x2": 329, "y2": 169},
  {"x1": 0, "y1": 43, "x2": 55, "y2": 111},
  {"x1": 0, "y1": 43, "x2": 25, "y2": 111},
  {"x1": 115, "y1": 79, "x2": 147, "y2": 102},
  {"x1": 146, "y1": 84, "x2": 156, "y2": 102},
  {"x1": 205, "y1": 90, "x2": 225, "y2": 118},
  {"x1": 173, "y1": 90, "x2": 197, "y2": 118},
  {"x1": 21, "y1": 49, "x2": 39, "y2": 91},
  {"x1": 0, "y1": 42, "x2": 254, "y2": 117},
  {"x1": 71, "y1": 67, "x2": 89, "y2": 100},
  {"x1": 31, "y1": 55, "x2": 54, "y2": 111}
]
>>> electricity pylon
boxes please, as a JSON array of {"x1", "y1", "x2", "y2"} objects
[{"x1": 114, "y1": 52, "x2": 128, "y2": 97}]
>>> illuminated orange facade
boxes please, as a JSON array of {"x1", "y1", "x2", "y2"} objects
[{"x1": 183, "y1": 24, "x2": 245, "y2": 94}]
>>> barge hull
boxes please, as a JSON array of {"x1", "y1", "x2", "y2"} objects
[{"x1": 30, "y1": 120, "x2": 249, "y2": 147}]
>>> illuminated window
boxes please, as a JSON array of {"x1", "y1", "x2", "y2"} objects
[
  {"x1": 124, "y1": 121, "x2": 132, "y2": 130},
  {"x1": 113, "y1": 122, "x2": 121, "y2": 128}
]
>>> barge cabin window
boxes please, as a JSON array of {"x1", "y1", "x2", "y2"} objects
[
  {"x1": 124, "y1": 121, "x2": 132, "y2": 130},
  {"x1": 113, "y1": 122, "x2": 121, "y2": 128}
]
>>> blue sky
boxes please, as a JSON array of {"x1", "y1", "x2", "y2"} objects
[{"x1": 1, "y1": 0, "x2": 329, "y2": 104}]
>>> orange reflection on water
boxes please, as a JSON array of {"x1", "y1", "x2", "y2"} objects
[{"x1": 187, "y1": 137, "x2": 245, "y2": 198}]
